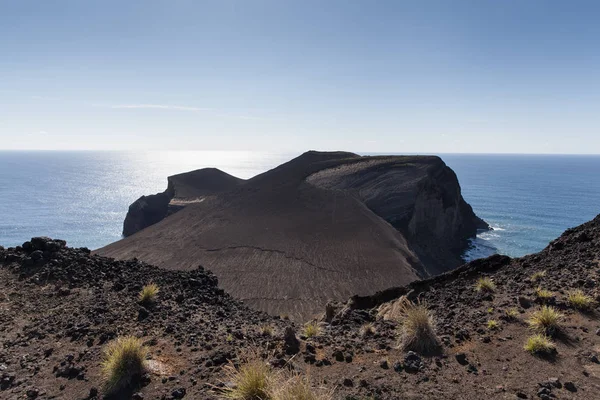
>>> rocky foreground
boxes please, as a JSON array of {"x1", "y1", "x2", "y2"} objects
[{"x1": 2, "y1": 215, "x2": 600, "y2": 399}]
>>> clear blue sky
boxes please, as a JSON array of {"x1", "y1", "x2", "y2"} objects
[{"x1": 1, "y1": 0, "x2": 599, "y2": 153}]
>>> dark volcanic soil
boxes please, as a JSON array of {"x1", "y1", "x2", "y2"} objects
[{"x1": 2, "y1": 215, "x2": 600, "y2": 399}]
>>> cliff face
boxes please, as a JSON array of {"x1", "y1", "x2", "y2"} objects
[{"x1": 99, "y1": 151, "x2": 487, "y2": 319}]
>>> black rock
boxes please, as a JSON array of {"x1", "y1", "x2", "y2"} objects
[
  {"x1": 564, "y1": 381, "x2": 577, "y2": 392},
  {"x1": 455, "y1": 352, "x2": 468, "y2": 366},
  {"x1": 393, "y1": 361, "x2": 403, "y2": 372},
  {"x1": 283, "y1": 327, "x2": 300, "y2": 355},
  {"x1": 333, "y1": 350, "x2": 345, "y2": 362},
  {"x1": 403, "y1": 351, "x2": 423, "y2": 373}
]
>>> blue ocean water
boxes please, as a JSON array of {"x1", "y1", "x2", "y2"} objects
[
  {"x1": 0, "y1": 151, "x2": 599, "y2": 261},
  {"x1": 441, "y1": 154, "x2": 600, "y2": 260}
]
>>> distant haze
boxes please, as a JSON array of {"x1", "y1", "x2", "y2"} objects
[{"x1": 1, "y1": 1, "x2": 599, "y2": 154}]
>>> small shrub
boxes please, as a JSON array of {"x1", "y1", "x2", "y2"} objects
[
  {"x1": 101, "y1": 336, "x2": 148, "y2": 393},
  {"x1": 475, "y1": 277, "x2": 496, "y2": 293},
  {"x1": 221, "y1": 356, "x2": 273, "y2": 400},
  {"x1": 487, "y1": 319, "x2": 499, "y2": 330},
  {"x1": 396, "y1": 297, "x2": 440, "y2": 354},
  {"x1": 359, "y1": 323, "x2": 376, "y2": 337},
  {"x1": 505, "y1": 308, "x2": 519, "y2": 320},
  {"x1": 567, "y1": 289, "x2": 595, "y2": 310},
  {"x1": 138, "y1": 283, "x2": 159, "y2": 305},
  {"x1": 486, "y1": 307, "x2": 494, "y2": 314},
  {"x1": 524, "y1": 334, "x2": 556, "y2": 355},
  {"x1": 531, "y1": 270, "x2": 547, "y2": 282},
  {"x1": 528, "y1": 305, "x2": 563, "y2": 335},
  {"x1": 304, "y1": 322, "x2": 321, "y2": 338},
  {"x1": 226, "y1": 334, "x2": 234, "y2": 343},
  {"x1": 534, "y1": 287, "x2": 553, "y2": 302}
]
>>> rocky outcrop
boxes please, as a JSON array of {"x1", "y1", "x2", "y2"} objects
[
  {"x1": 122, "y1": 168, "x2": 243, "y2": 237},
  {"x1": 100, "y1": 151, "x2": 487, "y2": 319}
]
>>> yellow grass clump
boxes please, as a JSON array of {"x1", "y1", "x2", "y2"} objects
[
  {"x1": 567, "y1": 289, "x2": 595, "y2": 310},
  {"x1": 304, "y1": 322, "x2": 321, "y2": 338},
  {"x1": 475, "y1": 277, "x2": 496, "y2": 293},
  {"x1": 487, "y1": 319, "x2": 499, "y2": 330},
  {"x1": 528, "y1": 305, "x2": 563, "y2": 335},
  {"x1": 101, "y1": 336, "x2": 148, "y2": 393},
  {"x1": 524, "y1": 334, "x2": 556, "y2": 355},
  {"x1": 260, "y1": 325, "x2": 274, "y2": 337},
  {"x1": 138, "y1": 283, "x2": 159, "y2": 305},
  {"x1": 396, "y1": 297, "x2": 440, "y2": 354},
  {"x1": 359, "y1": 322, "x2": 376, "y2": 337},
  {"x1": 221, "y1": 357, "x2": 273, "y2": 400},
  {"x1": 505, "y1": 308, "x2": 519, "y2": 320},
  {"x1": 534, "y1": 286, "x2": 553, "y2": 302},
  {"x1": 530, "y1": 270, "x2": 547, "y2": 282}
]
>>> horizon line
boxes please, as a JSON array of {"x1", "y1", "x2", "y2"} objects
[{"x1": 0, "y1": 149, "x2": 599, "y2": 156}]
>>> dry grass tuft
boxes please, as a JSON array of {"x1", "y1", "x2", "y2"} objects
[
  {"x1": 304, "y1": 322, "x2": 321, "y2": 338},
  {"x1": 219, "y1": 351, "x2": 334, "y2": 400},
  {"x1": 475, "y1": 277, "x2": 496, "y2": 293},
  {"x1": 530, "y1": 270, "x2": 547, "y2": 282},
  {"x1": 487, "y1": 319, "x2": 499, "y2": 330},
  {"x1": 259, "y1": 325, "x2": 274, "y2": 337},
  {"x1": 377, "y1": 298, "x2": 408, "y2": 321},
  {"x1": 101, "y1": 336, "x2": 148, "y2": 393},
  {"x1": 396, "y1": 297, "x2": 440, "y2": 354},
  {"x1": 567, "y1": 289, "x2": 595, "y2": 311},
  {"x1": 271, "y1": 373, "x2": 334, "y2": 400},
  {"x1": 528, "y1": 305, "x2": 563, "y2": 336},
  {"x1": 534, "y1": 286, "x2": 553, "y2": 302},
  {"x1": 359, "y1": 322, "x2": 376, "y2": 337},
  {"x1": 221, "y1": 356, "x2": 273, "y2": 400},
  {"x1": 505, "y1": 308, "x2": 519, "y2": 320},
  {"x1": 524, "y1": 334, "x2": 556, "y2": 355},
  {"x1": 138, "y1": 283, "x2": 159, "y2": 305}
]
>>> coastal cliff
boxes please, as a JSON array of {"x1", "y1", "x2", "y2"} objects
[
  {"x1": 305, "y1": 155, "x2": 488, "y2": 274},
  {"x1": 99, "y1": 151, "x2": 487, "y2": 319}
]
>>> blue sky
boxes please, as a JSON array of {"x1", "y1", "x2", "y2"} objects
[{"x1": 1, "y1": 1, "x2": 599, "y2": 153}]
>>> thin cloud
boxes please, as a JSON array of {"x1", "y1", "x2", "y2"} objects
[
  {"x1": 99, "y1": 103, "x2": 273, "y2": 121},
  {"x1": 110, "y1": 104, "x2": 213, "y2": 112}
]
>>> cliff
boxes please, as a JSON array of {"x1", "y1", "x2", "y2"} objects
[{"x1": 98, "y1": 151, "x2": 487, "y2": 319}]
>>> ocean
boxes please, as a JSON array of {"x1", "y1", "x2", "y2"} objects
[{"x1": 0, "y1": 151, "x2": 599, "y2": 262}]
